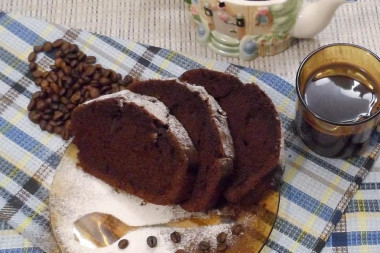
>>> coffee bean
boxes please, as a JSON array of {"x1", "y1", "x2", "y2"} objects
[
  {"x1": 53, "y1": 39, "x2": 64, "y2": 48},
  {"x1": 101, "y1": 68, "x2": 110, "y2": 77},
  {"x1": 46, "y1": 123, "x2": 54, "y2": 133},
  {"x1": 85, "y1": 56, "x2": 96, "y2": 64},
  {"x1": 72, "y1": 82, "x2": 81, "y2": 91},
  {"x1": 93, "y1": 72, "x2": 101, "y2": 81},
  {"x1": 29, "y1": 62, "x2": 37, "y2": 71},
  {"x1": 32, "y1": 70, "x2": 43, "y2": 78},
  {"x1": 231, "y1": 224, "x2": 243, "y2": 235},
  {"x1": 28, "y1": 111, "x2": 40, "y2": 123},
  {"x1": 43, "y1": 41, "x2": 53, "y2": 52},
  {"x1": 217, "y1": 232, "x2": 227, "y2": 243},
  {"x1": 170, "y1": 231, "x2": 181, "y2": 243},
  {"x1": 216, "y1": 243, "x2": 228, "y2": 252},
  {"x1": 121, "y1": 75, "x2": 133, "y2": 85},
  {"x1": 27, "y1": 99, "x2": 36, "y2": 111},
  {"x1": 147, "y1": 236, "x2": 157, "y2": 248},
  {"x1": 50, "y1": 82, "x2": 60, "y2": 95},
  {"x1": 110, "y1": 71, "x2": 118, "y2": 82},
  {"x1": 63, "y1": 112, "x2": 70, "y2": 120},
  {"x1": 54, "y1": 50, "x2": 62, "y2": 58},
  {"x1": 70, "y1": 91, "x2": 81, "y2": 104},
  {"x1": 60, "y1": 97, "x2": 69, "y2": 105},
  {"x1": 85, "y1": 66, "x2": 96, "y2": 76},
  {"x1": 61, "y1": 42, "x2": 70, "y2": 52},
  {"x1": 66, "y1": 103, "x2": 76, "y2": 111},
  {"x1": 61, "y1": 125, "x2": 70, "y2": 140},
  {"x1": 55, "y1": 58, "x2": 64, "y2": 68},
  {"x1": 77, "y1": 51, "x2": 86, "y2": 62},
  {"x1": 63, "y1": 65, "x2": 71, "y2": 75},
  {"x1": 43, "y1": 71, "x2": 50, "y2": 79},
  {"x1": 111, "y1": 83, "x2": 120, "y2": 93},
  {"x1": 70, "y1": 60, "x2": 78, "y2": 68},
  {"x1": 45, "y1": 97, "x2": 52, "y2": 105},
  {"x1": 28, "y1": 52, "x2": 37, "y2": 62},
  {"x1": 50, "y1": 103, "x2": 59, "y2": 110},
  {"x1": 36, "y1": 100, "x2": 47, "y2": 110},
  {"x1": 33, "y1": 45, "x2": 43, "y2": 53},
  {"x1": 198, "y1": 241, "x2": 210, "y2": 251},
  {"x1": 39, "y1": 120, "x2": 48, "y2": 131},
  {"x1": 52, "y1": 111, "x2": 64, "y2": 120},
  {"x1": 89, "y1": 87, "x2": 100, "y2": 98},
  {"x1": 118, "y1": 239, "x2": 129, "y2": 249},
  {"x1": 54, "y1": 126, "x2": 63, "y2": 135},
  {"x1": 65, "y1": 89, "x2": 73, "y2": 98},
  {"x1": 70, "y1": 44, "x2": 79, "y2": 53},
  {"x1": 99, "y1": 77, "x2": 111, "y2": 86},
  {"x1": 66, "y1": 53, "x2": 77, "y2": 59}
]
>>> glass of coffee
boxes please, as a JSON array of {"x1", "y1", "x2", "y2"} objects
[{"x1": 295, "y1": 43, "x2": 380, "y2": 158}]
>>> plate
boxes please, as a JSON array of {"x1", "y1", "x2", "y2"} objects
[{"x1": 49, "y1": 144, "x2": 280, "y2": 253}]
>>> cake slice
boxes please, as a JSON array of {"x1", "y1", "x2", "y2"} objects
[
  {"x1": 70, "y1": 90, "x2": 199, "y2": 205},
  {"x1": 179, "y1": 69, "x2": 282, "y2": 204},
  {"x1": 128, "y1": 79, "x2": 234, "y2": 211}
]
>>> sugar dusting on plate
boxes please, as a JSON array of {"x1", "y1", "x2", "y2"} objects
[{"x1": 49, "y1": 144, "x2": 239, "y2": 253}]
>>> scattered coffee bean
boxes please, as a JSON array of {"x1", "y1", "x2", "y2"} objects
[
  {"x1": 117, "y1": 239, "x2": 129, "y2": 249},
  {"x1": 217, "y1": 232, "x2": 227, "y2": 243},
  {"x1": 52, "y1": 39, "x2": 64, "y2": 48},
  {"x1": 85, "y1": 56, "x2": 96, "y2": 64},
  {"x1": 33, "y1": 45, "x2": 43, "y2": 53},
  {"x1": 147, "y1": 236, "x2": 157, "y2": 248},
  {"x1": 170, "y1": 231, "x2": 181, "y2": 243},
  {"x1": 32, "y1": 70, "x2": 43, "y2": 78},
  {"x1": 231, "y1": 224, "x2": 243, "y2": 235},
  {"x1": 29, "y1": 62, "x2": 37, "y2": 71},
  {"x1": 43, "y1": 41, "x2": 53, "y2": 52},
  {"x1": 28, "y1": 52, "x2": 37, "y2": 62},
  {"x1": 198, "y1": 241, "x2": 210, "y2": 251},
  {"x1": 216, "y1": 242, "x2": 228, "y2": 252}
]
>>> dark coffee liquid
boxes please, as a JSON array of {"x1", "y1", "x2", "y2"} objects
[
  {"x1": 304, "y1": 74, "x2": 377, "y2": 123},
  {"x1": 296, "y1": 65, "x2": 378, "y2": 157}
]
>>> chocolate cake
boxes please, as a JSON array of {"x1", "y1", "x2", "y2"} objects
[
  {"x1": 128, "y1": 79, "x2": 234, "y2": 211},
  {"x1": 179, "y1": 69, "x2": 282, "y2": 204},
  {"x1": 70, "y1": 90, "x2": 199, "y2": 205}
]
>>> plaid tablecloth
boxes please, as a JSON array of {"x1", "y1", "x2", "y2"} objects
[{"x1": 0, "y1": 12, "x2": 380, "y2": 253}]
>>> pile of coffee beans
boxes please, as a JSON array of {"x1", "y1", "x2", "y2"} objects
[{"x1": 27, "y1": 39, "x2": 134, "y2": 140}]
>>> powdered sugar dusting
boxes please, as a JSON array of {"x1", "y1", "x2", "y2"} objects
[{"x1": 49, "y1": 145, "x2": 237, "y2": 253}]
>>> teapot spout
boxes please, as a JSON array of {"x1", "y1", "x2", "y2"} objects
[{"x1": 291, "y1": 0, "x2": 356, "y2": 39}]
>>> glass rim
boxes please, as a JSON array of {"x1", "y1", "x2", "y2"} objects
[{"x1": 296, "y1": 43, "x2": 380, "y2": 126}]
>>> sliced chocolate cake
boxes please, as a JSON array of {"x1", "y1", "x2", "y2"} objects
[
  {"x1": 179, "y1": 69, "x2": 282, "y2": 204},
  {"x1": 70, "y1": 90, "x2": 199, "y2": 205},
  {"x1": 128, "y1": 79, "x2": 234, "y2": 211}
]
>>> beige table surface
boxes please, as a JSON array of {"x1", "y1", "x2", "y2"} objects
[{"x1": 1, "y1": 0, "x2": 379, "y2": 82}]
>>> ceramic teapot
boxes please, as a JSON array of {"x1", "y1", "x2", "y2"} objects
[{"x1": 183, "y1": 0, "x2": 356, "y2": 60}]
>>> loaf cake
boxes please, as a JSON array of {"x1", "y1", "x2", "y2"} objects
[
  {"x1": 128, "y1": 79, "x2": 234, "y2": 211},
  {"x1": 70, "y1": 90, "x2": 199, "y2": 205},
  {"x1": 179, "y1": 69, "x2": 282, "y2": 204}
]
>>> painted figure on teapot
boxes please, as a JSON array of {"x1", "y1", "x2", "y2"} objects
[{"x1": 183, "y1": 0, "x2": 357, "y2": 60}]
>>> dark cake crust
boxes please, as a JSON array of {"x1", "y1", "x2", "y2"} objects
[
  {"x1": 179, "y1": 69, "x2": 281, "y2": 203},
  {"x1": 128, "y1": 79, "x2": 234, "y2": 211},
  {"x1": 71, "y1": 90, "x2": 199, "y2": 205}
]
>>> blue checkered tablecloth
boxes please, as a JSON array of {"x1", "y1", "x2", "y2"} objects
[{"x1": 0, "y1": 12, "x2": 380, "y2": 253}]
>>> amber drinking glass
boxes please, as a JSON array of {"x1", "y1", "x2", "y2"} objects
[{"x1": 295, "y1": 44, "x2": 380, "y2": 158}]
